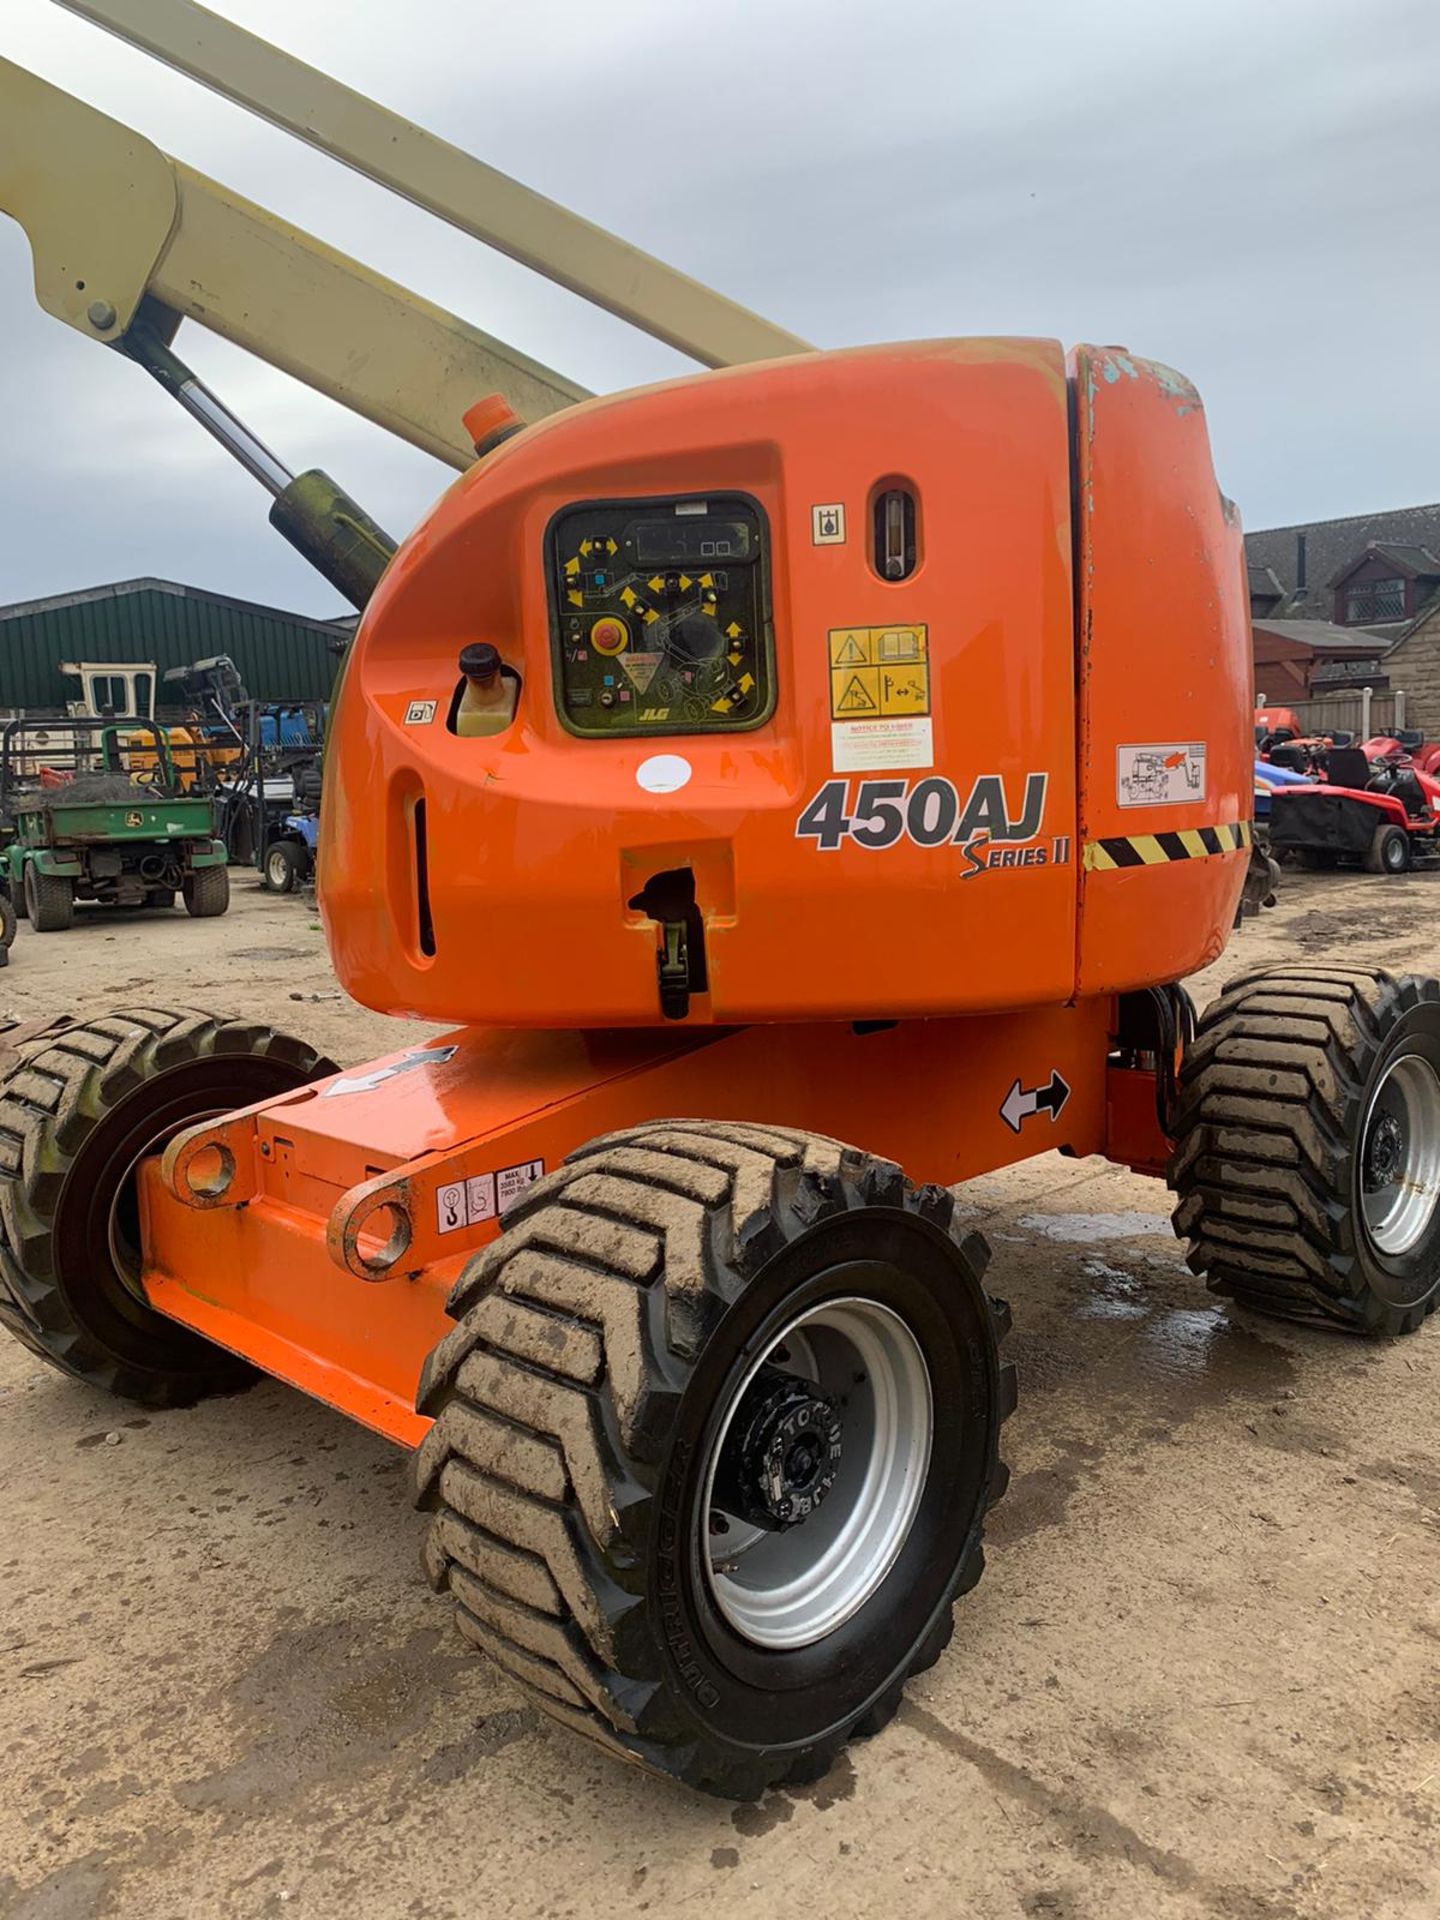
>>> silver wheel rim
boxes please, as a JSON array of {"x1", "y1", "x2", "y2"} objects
[
  {"x1": 267, "y1": 848, "x2": 289, "y2": 886},
  {"x1": 1360, "y1": 1052, "x2": 1440, "y2": 1255},
  {"x1": 700, "y1": 1297, "x2": 932, "y2": 1650}
]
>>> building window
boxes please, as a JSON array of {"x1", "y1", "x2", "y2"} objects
[{"x1": 1344, "y1": 578, "x2": 1405, "y2": 623}]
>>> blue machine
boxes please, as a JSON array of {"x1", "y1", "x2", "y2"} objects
[{"x1": 1254, "y1": 758, "x2": 1312, "y2": 821}]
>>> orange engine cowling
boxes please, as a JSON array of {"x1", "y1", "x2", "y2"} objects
[{"x1": 319, "y1": 339, "x2": 1251, "y2": 1027}]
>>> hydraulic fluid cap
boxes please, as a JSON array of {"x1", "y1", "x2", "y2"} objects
[
  {"x1": 462, "y1": 393, "x2": 522, "y2": 457},
  {"x1": 590, "y1": 616, "x2": 629, "y2": 656},
  {"x1": 459, "y1": 641, "x2": 502, "y2": 686}
]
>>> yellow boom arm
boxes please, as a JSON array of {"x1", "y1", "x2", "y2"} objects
[
  {"x1": 0, "y1": 2, "x2": 811, "y2": 601},
  {"x1": 0, "y1": 58, "x2": 586, "y2": 470}
]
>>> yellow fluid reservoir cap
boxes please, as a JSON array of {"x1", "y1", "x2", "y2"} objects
[{"x1": 591, "y1": 616, "x2": 629, "y2": 655}]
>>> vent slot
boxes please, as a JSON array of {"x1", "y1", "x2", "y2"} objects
[
  {"x1": 414, "y1": 796, "x2": 436, "y2": 957},
  {"x1": 870, "y1": 484, "x2": 919, "y2": 581}
]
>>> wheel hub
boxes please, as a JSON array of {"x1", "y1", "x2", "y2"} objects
[
  {"x1": 711, "y1": 1365, "x2": 842, "y2": 1530},
  {"x1": 700, "y1": 1295, "x2": 934, "y2": 1650},
  {"x1": 1364, "y1": 1111, "x2": 1406, "y2": 1192},
  {"x1": 1360, "y1": 1050, "x2": 1440, "y2": 1256}
]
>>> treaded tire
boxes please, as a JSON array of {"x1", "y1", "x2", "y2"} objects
[
  {"x1": 264, "y1": 842, "x2": 300, "y2": 895},
  {"x1": 1170, "y1": 965, "x2": 1440, "y2": 1335},
  {"x1": 1365, "y1": 825, "x2": 1410, "y2": 875},
  {"x1": 183, "y1": 866, "x2": 230, "y2": 917},
  {"x1": 415, "y1": 1120, "x2": 1013, "y2": 1799},
  {"x1": 0, "y1": 1006, "x2": 335, "y2": 1405},
  {"x1": 0, "y1": 892, "x2": 15, "y2": 952},
  {"x1": 25, "y1": 865, "x2": 74, "y2": 932}
]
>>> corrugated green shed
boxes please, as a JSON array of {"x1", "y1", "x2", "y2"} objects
[{"x1": 0, "y1": 578, "x2": 352, "y2": 711}]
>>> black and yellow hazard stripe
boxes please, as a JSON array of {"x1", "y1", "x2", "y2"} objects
[{"x1": 1084, "y1": 820, "x2": 1252, "y2": 872}]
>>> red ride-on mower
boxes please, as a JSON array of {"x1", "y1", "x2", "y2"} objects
[{"x1": 1269, "y1": 745, "x2": 1440, "y2": 875}]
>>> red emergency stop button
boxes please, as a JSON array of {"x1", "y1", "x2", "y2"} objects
[{"x1": 591, "y1": 617, "x2": 629, "y2": 655}]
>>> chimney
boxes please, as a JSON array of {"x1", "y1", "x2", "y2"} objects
[{"x1": 1296, "y1": 532, "x2": 1308, "y2": 592}]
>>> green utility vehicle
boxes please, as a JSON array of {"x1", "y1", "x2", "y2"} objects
[{"x1": 1, "y1": 720, "x2": 229, "y2": 931}]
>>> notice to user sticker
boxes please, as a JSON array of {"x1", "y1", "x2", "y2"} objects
[{"x1": 831, "y1": 717, "x2": 934, "y2": 773}]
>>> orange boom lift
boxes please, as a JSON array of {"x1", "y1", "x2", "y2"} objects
[{"x1": 4, "y1": 0, "x2": 1440, "y2": 1801}]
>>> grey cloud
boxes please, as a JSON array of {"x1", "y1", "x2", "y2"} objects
[{"x1": 2, "y1": 0, "x2": 1437, "y2": 618}]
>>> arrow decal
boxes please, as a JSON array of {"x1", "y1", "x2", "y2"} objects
[
  {"x1": 322, "y1": 1044, "x2": 459, "y2": 1098},
  {"x1": 1000, "y1": 1069, "x2": 1071, "y2": 1135}
]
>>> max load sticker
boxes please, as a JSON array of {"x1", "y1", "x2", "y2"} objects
[
  {"x1": 1116, "y1": 742, "x2": 1206, "y2": 808},
  {"x1": 828, "y1": 626, "x2": 932, "y2": 772},
  {"x1": 436, "y1": 1157, "x2": 546, "y2": 1234}
]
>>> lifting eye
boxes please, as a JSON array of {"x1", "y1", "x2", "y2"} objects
[{"x1": 870, "y1": 485, "x2": 918, "y2": 582}]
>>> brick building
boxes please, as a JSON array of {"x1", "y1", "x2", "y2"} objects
[{"x1": 1246, "y1": 504, "x2": 1440, "y2": 732}]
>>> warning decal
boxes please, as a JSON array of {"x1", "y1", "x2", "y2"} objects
[
  {"x1": 828, "y1": 626, "x2": 930, "y2": 721},
  {"x1": 1116, "y1": 742, "x2": 1207, "y2": 808},
  {"x1": 620, "y1": 652, "x2": 663, "y2": 692},
  {"x1": 835, "y1": 673, "x2": 878, "y2": 715},
  {"x1": 436, "y1": 1157, "x2": 546, "y2": 1235}
]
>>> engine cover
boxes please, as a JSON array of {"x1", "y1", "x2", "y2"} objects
[{"x1": 319, "y1": 340, "x2": 1250, "y2": 1026}]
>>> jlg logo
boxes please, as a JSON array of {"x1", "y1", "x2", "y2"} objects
[{"x1": 795, "y1": 773, "x2": 1048, "y2": 852}]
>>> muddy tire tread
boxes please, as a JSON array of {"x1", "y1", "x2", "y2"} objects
[
  {"x1": 0, "y1": 1006, "x2": 331, "y2": 1403},
  {"x1": 416, "y1": 1120, "x2": 1011, "y2": 1797},
  {"x1": 1170, "y1": 965, "x2": 1439, "y2": 1334}
]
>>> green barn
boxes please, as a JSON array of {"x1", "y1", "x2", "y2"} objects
[{"x1": 0, "y1": 577, "x2": 352, "y2": 713}]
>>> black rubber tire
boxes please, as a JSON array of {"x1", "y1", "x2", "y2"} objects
[
  {"x1": 182, "y1": 866, "x2": 230, "y2": 918},
  {"x1": 25, "y1": 864, "x2": 74, "y2": 933},
  {"x1": 415, "y1": 1120, "x2": 1013, "y2": 1799},
  {"x1": 1365, "y1": 825, "x2": 1411, "y2": 875},
  {"x1": 1297, "y1": 848, "x2": 1339, "y2": 871},
  {"x1": 0, "y1": 1006, "x2": 335, "y2": 1406},
  {"x1": 264, "y1": 841, "x2": 300, "y2": 895},
  {"x1": 1170, "y1": 965, "x2": 1440, "y2": 1335},
  {"x1": 0, "y1": 892, "x2": 15, "y2": 951}
]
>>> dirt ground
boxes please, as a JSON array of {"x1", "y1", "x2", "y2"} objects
[{"x1": 0, "y1": 867, "x2": 1437, "y2": 1920}]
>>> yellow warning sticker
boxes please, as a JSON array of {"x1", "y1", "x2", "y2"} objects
[
  {"x1": 829, "y1": 629, "x2": 872, "y2": 667},
  {"x1": 828, "y1": 626, "x2": 929, "y2": 719},
  {"x1": 834, "y1": 670, "x2": 880, "y2": 715}
]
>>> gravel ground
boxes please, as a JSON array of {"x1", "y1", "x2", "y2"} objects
[{"x1": 0, "y1": 867, "x2": 1437, "y2": 1920}]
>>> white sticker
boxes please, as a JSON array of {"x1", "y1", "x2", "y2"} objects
[
  {"x1": 811, "y1": 503, "x2": 846, "y2": 545},
  {"x1": 1116, "y1": 742, "x2": 1206, "y2": 808},
  {"x1": 323, "y1": 1045, "x2": 458, "y2": 1098},
  {"x1": 466, "y1": 1174, "x2": 497, "y2": 1224},
  {"x1": 497, "y1": 1159, "x2": 546, "y2": 1213},
  {"x1": 436, "y1": 1182, "x2": 468, "y2": 1234},
  {"x1": 404, "y1": 699, "x2": 437, "y2": 726},
  {"x1": 636, "y1": 753, "x2": 692, "y2": 794},
  {"x1": 434, "y1": 1161, "x2": 544, "y2": 1235},
  {"x1": 831, "y1": 716, "x2": 934, "y2": 773}
]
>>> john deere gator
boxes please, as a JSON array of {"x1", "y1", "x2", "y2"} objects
[{"x1": 1, "y1": 720, "x2": 229, "y2": 930}]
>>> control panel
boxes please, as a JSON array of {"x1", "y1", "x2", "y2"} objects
[{"x1": 548, "y1": 494, "x2": 773, "y2": 737}]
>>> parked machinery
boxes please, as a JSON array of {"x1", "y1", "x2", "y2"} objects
[
  {"x1": 2, "y1": 1, "x2": 1438, "y2": 1801},
  {"x1": 0, "y1": 719, "x2": 230, "y2": 925},
  {"x1": 1269, "y1": 741, "x2": 1440, "y2": 874}
]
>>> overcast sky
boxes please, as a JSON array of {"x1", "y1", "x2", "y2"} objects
[{"x1": 3, "y1": 0, "x2": 1438, "y2": 618}]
